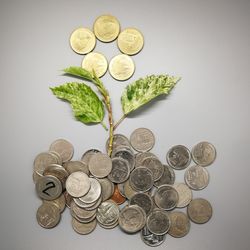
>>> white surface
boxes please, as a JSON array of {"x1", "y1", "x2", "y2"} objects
[{"x1": 0, "y1": 0, "x2": 250, "y2": 250}]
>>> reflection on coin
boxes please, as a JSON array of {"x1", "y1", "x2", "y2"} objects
[
  {"x1": 82, "y1": 52, "x2": 108, "y2": 78},
  {"x1": 130, "y1": 128, "x2": 155, "y2": 152},
  {"x1": 108, "y1": 158, "x2": 130, "y2": 183},
  {"x1": 36, "y1": 203, "x2": 61, "y2": 228},
  {"x1": 81, "y1": 149, "x2": 100, "y2": 165},
  {"x1": 109, "y1": 54, "x2": 135, "y2": 81},
  {"x1": 97, "y1": 178, "x2": 114, "y2": 201},
  {"x1": 141, "y1": 226, "x2": 166, "y2": 247},
  {"x1": 74, "y1": 194, "x2": 102, "y2": 211},
  {"x1": 70, "y1": 201, "x2": 96, "y2": 220},
  {"x1": 112, "y1": 148, "x2": 135, "y2": 171},
  {"x1": 135, "y1": 152, "x2": 158, "y2": 168},
  {"x1": 187, "y1": 198, "x2": 212, "y2": 224},
  {"x1": 154, "y1": 165, "x2": 175, "y2": 187},
  {"x1": 43, "y1": 194, "x2": 66, "y2": 213},
  {"x1": 184, "y1": 165, "x2": 210, "y2": 190},
  {"x1": 141, "y1": 157, "x2": 164, "y2": 181},
  {"x1": 79, "y1": 178, "x2": 101, "y2": 204},
  {"x1": 129, "y1": 193, "x2": 153, "y2": 215},
  {"x1": 110, "y1": 185, "x2": 126, "y2": 205},
  {"x1": 166, "y1": 145, "x2": 191, "y2": 170},
  {"x1": 173, "y1": 183, "x2": 192, "y2": 208},
  {"x1": 49, "y1": 151, "x2": 63, "y2": 165},
  {"x1": 168, "y1": 211, "x2": 190, "y2": 238},
  {"x1": 72, "y1": 217, "x2": 97, "y2": 234},
  {"x1": 123, "y1": 179, "x2": 137, "y2": 199},
  {"x1": 93, "y1": 15, "x2": 120, "y2": 42},
  {"x1": 192, "y1": 142, "x2": 216, "y2": 166},
  {"x1": 106, "y1": 134, "x2": 131, "y2": 153},
  {"x1": 70, "y1": 27, "x2": 96, "y2": 54},
  {"x1": 117, "y1": 28, "x2": 144, "y2": 55},
  {"x1": 63, "y1": 161, "x2": 89, "y2": 175}
]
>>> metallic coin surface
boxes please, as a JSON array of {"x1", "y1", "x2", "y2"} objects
[
  {"x1": 99, "y1": 220, "x2": 119, "y2": 229},
  {"x1": 123, "y1": 179, "x2": 137, "y2": 199},
  {"x1": 117, "y1": 182, "x2": 126, "y2": 197},
  {"x1": 117, "y1": 28, "x2": 144, "y2": 55},
  {"x1": 74, "y1": 194, "x2": 102, "y2": 211},
  {"x1": 36, "y1": 203, "x2": 61, "y2": 228},
  {"x1": 79, "y1": 178, "x2": 101, "y2": 204},
  {"x1": 108, "y1": 157, "x2": 130, "y2": 183},
  {"x1": 63, "y1": 160, "x2": 89, "y2": 175},
  {"x1": 81, "y1": 148, "x2": 100, "y2": 165},
  {"x1": 173, "y1": 183, "x2": 192, "y2": 208},
  {"x1": 109, "y1": 54, "x2": 135, "y2": 81},
  {"x1": 93, "y1": 15, "x2": 120, "y2": 42},
  {"x1": 154, "y1": 165, "x2": 175, "y2": 187},
  {"x1": 166, "y1": 145, "x2": 191, "y2": 170},
  {"x1": 97, "y1": 178, "x2": 114, "y2": 201},
  {"x1": 187, "y1": 198, "x2": 213, "y2": 224},
  {"x1": 154, "y1": 184, "x2": 179, "y2": 210},
  {"x1": 71, "y1": 211, "x2": 96, "y2": 224},
  {"x1": 129, "y1": 193, "x2": 153, "y2": 215},
  {"x1": 112, "y1": 148, "x2": 135, "y2": 171},
  {"x1": 64, "y1": 191, "x2": 73, "y2": 208},
  {"x1": 130, "y1": 128, "x2": 155, "y2": 152},
  {"x1": 192, "y1": 141, "x2": 216, "y2": 166},
  {"x1": 110, "y1": 185, "x2": 126, "y2": 205},
  {"x1": 168, "y1": 211, "x2": 190, "y2": 238},
  {"x1": 135, "y1": 152, "x2": 158, "y2": 168},
  {"x1": 70, "y1": 27, "x2": 96, "y2": 54},
  {"x1": 66, "y1": 171, "x2": 90, "y2": 198},
  {"x1": 184, "y1": 165, "x2": 210, "y2": 190},
  {"x1": 141, "y1": 157, "x2": 164, "y2": 181},
  {"x1": 88, "y1": 153, "x2": 112, "y2": 178},
  {"x1": 106, "y1": 134, "x2": 131, "y2": 153},
  {"x1": 36, "y1": 175, "x2": 62, "y2": 201},
  {"x1": 82, "y1": 52, "x2": 108, "y2": 78},
  {"x1": 71, "y1": 217, "x2": 97, "y2": 234},
  {"x1": 49, "y1": 151, "x2": 63, "y2": 165},
  {"x1": 141, "y1": 226, "x2": 166, "y2": 247},
  {"x1": 129, "y1": 167, "x2": 154, "y2": 192},
  {"x1": 43, "y1": 193, "x2": 66, "y2": 213},
  {"x1": 70, "y1": 201, "x2": 96, "y2": 220},
  {"x1": 147, "y1": 208, "x2": 170, "y2": 235},
  {"x1": 32, "y1": 171, "x2": 42, "y2": 183},
  {"x1": 119, "y1": 205, "x2": 146, "y2": 233},
  {"x1": 49, "y1": 139, "x2": 74, "y2": 163}
]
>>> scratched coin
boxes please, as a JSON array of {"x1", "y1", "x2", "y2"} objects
[
  {"x1": 173, "y1": 183, "x2": 192, "y2": 208},
  {"x1": 79, "y1": 178, "x2": 101, "y2": 204},
  {"x1": 129, "y1": 192, "x2": 154, "y2": 215},
  {"x1": 81, "y1": 148, "x2": 101, "y2": 165},
  {"x1": 141, "y1": 226, "x2": 166, "y2": 247},
  {"x1": 154, "y1": 165, "x2": 175, "y2": 187},
  {"x1": 141, "y1": 157, "x2": 164, "y2": 181},
  {"x1": 108, "y1": 157, "x2": 130, "y2": 183},
  {"x1": 72, "y1": 217, "x2": 97, "y2": 234},
  {"x1": 63, "y1": 161, "x2": 89, "y2": 175}
]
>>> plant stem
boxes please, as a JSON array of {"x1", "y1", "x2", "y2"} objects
[{"x1": 113, "y1": 114, "x2": 126, "y2": 131}]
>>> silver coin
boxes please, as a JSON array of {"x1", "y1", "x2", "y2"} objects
[
  {"x1": 123, "y1": 179, "x2": 137, "y2": 199},
  {"x1": 154, "y1": 164, "x2": 175, "y2": 187},
  {"x1": 49, "y1": 139, "x2": 74, "y2": 162},
  {"x1": 66, "y1": 171, "x2": 91, "y2": 198},
  {"x1": 64, "y1": 191, "x2": 73, "y2": 208},
  {"x1": 141, "y1": 157, "x2": 164, "y2": 181},
  {"x1": 192, "y1": 141, "x2": 216, "y2": 166},
  {"x1": 173, "y1": 183, "x2": 192, "y2": 208},
  {"x1": 71, "y1": 217, "x2": 97, "y2": 235},
  {"x1": 81, "y1": 149, "x2": 100, "y2": 165},
  {"x1": 147, "y1": 208, "x2": 170, "y2": 235},
  {"x1": 79, "y1": 178, "x2": 101, "y2": 204},
  {"x1": 135, "y1": 152, "x2": 158, "y2": 168},
  {"x1": 99, "y1": 220, "x2": 119, "y2": 229},
  {"x1": 130, "y1": 128, "x2": 155, "y2": 152},
  {"x1": 63, "y1": 161, "x2": 89, "y2": 175},
  {"x1": 43, "y1": 193, "x2": 66, "y2": 213},
  {"x1": 97, "y1": 178, "x2": 114, "y2": 201},
  {"x1": 166, "y1": 145, "x2": 191, "y2": 170},
  {"x1": 49, "y1": 150, "x2": 63, "y2": 165},
  {"x1": 32, "y1": 171, "x2": 43, "y2": 183},
  {"x1": 106, "y1": 134, "x2": 131, "y2": 153},
  {"x1": 184, "y1": 165, "x2": 210, "y2": 190},
  {"x1": 74, "y1": 194, "x2": 102, "y2": 210},
  {"x1": 108, "y1": 157, "x2": 130, "y2": 183},
  {"x1": 70, "y1": 201, "x2": 96, "y2": 220},
  {"x1": 119, "y1": 205, "x2": 146, "y2": 233},
  {"x1": 141, "y1": 226, "x2": 166, "y2": 247},
  {"x1": 83, "y1": 195, "x2": 103, "y2": 211},
  {"x1": 129, "y1": 167, "x2": 154, "y2": 192},
  {"x1": 72, "y1": 211, "x2": 96, "y2": 224},
  {"x1": 112, "y1": 148, "x2": 135, "y2": 171},
  {"x1": 88, "y1": 153, "x2": 112, "y2": 178},
  {"x1": 154, "y1": 184, "x2": 179, "y2": 210},
  {"x1": 117, "y1": 182, "x2": 126, "y2": 197},
  {"x1": 129, "y1": 193, "x2": 153, "y2": 215},
  {"x1": 36, "y1": 175, "x2": 62, "y2": 200}
]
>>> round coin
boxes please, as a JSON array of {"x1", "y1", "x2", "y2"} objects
[
  {"x1": 117, "y1": 28, "x2": 144, "y2": 55},
  {"x1": 141, "y1": 157, "x2": 164, "y2": 181},
  {"x1": 63, "y1": 160, "x2": 89, "y2": 175},
  {"x1": 71, "y1": 217, "x2": 97, "y2": 235},
  {"x1": 110, "y1": 185, "x2": 126, "y2": 205},
  {"x1": 43, "y1": 194, "x2": 66, "y2": 213},
  {"x1": 109, "y1": 54, "x2": 135, "y2": 81},
  {"x1": 187, "y1": 198, "x2": 213, "y2": 224},
  {"x1": 141, "y1": 226, "x2": 166, "y2": 247},
  {"x1": 154, "y1": 165, "x2": 175, "y2": 187},
  {"x1": 135, "y1": 152, "x2": 158, "y2": 168},
  {"x1": 123, "y1": 179, "x2": 137, "y2": 199},
  {"x1": 112, "y1": 148, "x2": 135, "y2": 171},
  {"x1": 97, "y1": 178, "x2": 114, "y2": 201},
  {"x1": 79, "y1": 178, "x2": 101, "y2": 204},
  {"x1": 81, "y1": 148, "x2": 100, "y2": 165},
  {"x1": 70, "y1": 201, "x2": 96, "y2": 220},
  {"x1": 173, "y1": 183, "x2": 192, "y2": 208},
  {"x1": 108, "y1": 157, "x2": 130, "y2": 183},
  {"x1": 129, "y1": 193, "x2": 153, "y2": 215},
  {"x1": 106, "y1": 134, "x2": 131, "y2": 153}
]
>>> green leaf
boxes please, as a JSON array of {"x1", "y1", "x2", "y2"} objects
[
  {"x1": 50, "y1": 82, "x2": 104, "y2": 124},
  {"x1": 63, "y1": 66, "x2": 93, "y2": 81},
  {"x1": 121, "y1": 75, "x2": 180, "y2": 115}
]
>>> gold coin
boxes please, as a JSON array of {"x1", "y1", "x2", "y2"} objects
[
  {"x1": 81, "y1": 52, "x2": 108, "y2": 78},
  {"x1": 93, "y1": 15, "x2": 120, "y2": 42},
  {"x1": 117, "y1": 28, "x2": 144, "y2": 55},
  {"x1": 109, "y1": 54, "x2": 135, "y2": 81},
  {"x1": 70, "y1": 27, "x2": 96, "y2": 54}
]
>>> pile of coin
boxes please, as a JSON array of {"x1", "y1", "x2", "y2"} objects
[
  {"x1": 69, "y1": 14, "x2": 144, "y2": 80},
  {"x1": 33, "y1": 128, "x2": 216, "y2": 247}
]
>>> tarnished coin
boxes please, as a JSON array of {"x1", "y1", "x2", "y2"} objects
[
  {"x1": 166, "y1": 145, "x2": 191, "y2": 170},
  {"x1": 130, "y1": 128, "x2": 155, "y2": 152},
  {"x1": 135, "y1": 152, "x2": 158, "y2": 168},
  {"x1": 141, "y1": 226, "x2": 166, "y2": 247},
  {"x1": 93, "y1": 15, "x2": 120, "y2": 42},
  {"x1": 192, "y1": 141, "x2": 216, "y2": 166},
  {"x1": 154, "y1": 184, "x2": 179, "y2": 210},
  {"x1": 106, "y1": 134, "x2": 131, "y2": 153},
  {"x1": 119, "y1": 205, "x2": 146, "y2": 233},
  {"x1": 129, "y1": 167, "x2": 154, "y2": 192},
  {"x1": 147, "y1": 208, "x2": 170, "y2": 235},
  {"x1": 168, "y1": 211, "x2": 190, "y2": 238},
  {"x1": 141, "y1": 157, "x2": 164, "y2": 181},
  {"x1": 63, "y1": 160, "x2": 89, "y2": 175},
  {"x1": 79, "y1": 178, "x2": 101, "y2": 204},
  {"x1": 129, "y1": 193, "x2": 153, "y2": 215},
  {"x1": 81, "y1": 148, "x2": 100, "y2": 165},
  {"x1": 108, "y1": 157, "x2": 130, "y2": 183},
  {"x1": 70, "y1": 201, "x2": 96, "y2": 220},
  {"x1": 49, "y1": 139, "x2": 74, "y2": 163},
  {"x1": 82, "y1": 52, "x2": 108, "y2": 78},
  {"x1": 70, "y1": 27, "x2": 96, "y2": 54},
  {"x1": 110, "y1": 185, "x2": 126, "y2": 205},
  {"x1": 173, "y1": 183, "x2": 192, "y2": 208},
  {"x1": 72, "y1": 217, "x2": 97, "y2": 234},
  {"x1": 112, "y1": 148, "x2": 135, "y2": 171},
  {"x1": 43, "y1": 193, "x2": 66, "y2": 213},
  {"x1": 184, "y1": 165, "x2": 210, "y2": 190},
  {"x1": 154, "y1": 165, "x2": 175, "y2": 187},
  {"x1": 66, "y1": 171, "x2": 90, "y2": 198},
  {"x1": 36, "y1": 175, "x2": 62, "y2": 201},
  {"x1": 36, "y1": 203, "x2": 61, "y2": 228},
  {"x1": 97, "y1": 178, "x2": 114, "y2": 201},
  {"x1": 187, "y1": 198, "x2": 213, "y2": 224},
  {"x1": 117, "y1": 182, "x2": 126, "y2": 197},
  {"x1": 109, "y1": 54, "x2": 135, "y2": 81},
  {"x1": 117, "y1": 28, "x2": 144, "y2": 55},
  {"x1": 123, "y1": 179, "x2": 137, "y2": 199}
]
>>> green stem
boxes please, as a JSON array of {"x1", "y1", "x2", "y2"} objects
[{"x1": 113, "y1": 114, "x2": 126, "y2": 131}]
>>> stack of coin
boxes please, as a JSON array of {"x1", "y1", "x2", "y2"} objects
[{"x1": 33, "y1": 130, "x2": 216, "y2": 247}]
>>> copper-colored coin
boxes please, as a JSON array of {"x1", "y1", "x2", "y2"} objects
[{"x1": 110, "y1": 185, "x2": 126, "y2": 205}]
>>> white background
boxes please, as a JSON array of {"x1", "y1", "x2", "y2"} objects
[{"x1": 0, "y1": 0, "x2": 250, "y2": 249}]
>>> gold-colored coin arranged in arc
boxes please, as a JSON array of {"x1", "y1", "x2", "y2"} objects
[
  {"x1": 117, "y1": 28, "x2": 144, "y2": 55},
  {"x1": 109, "y1": 54, "x2": 135, "y2": 81},
  {"x1": 93, "y1": 14, "x2": 120, "y2": 42},
  {"x1": 82, "y1": 52, "x2": 108, "y2": 78},
  {"x1": 70, "y1": 27, "x2": 96, "y2": 54}
]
